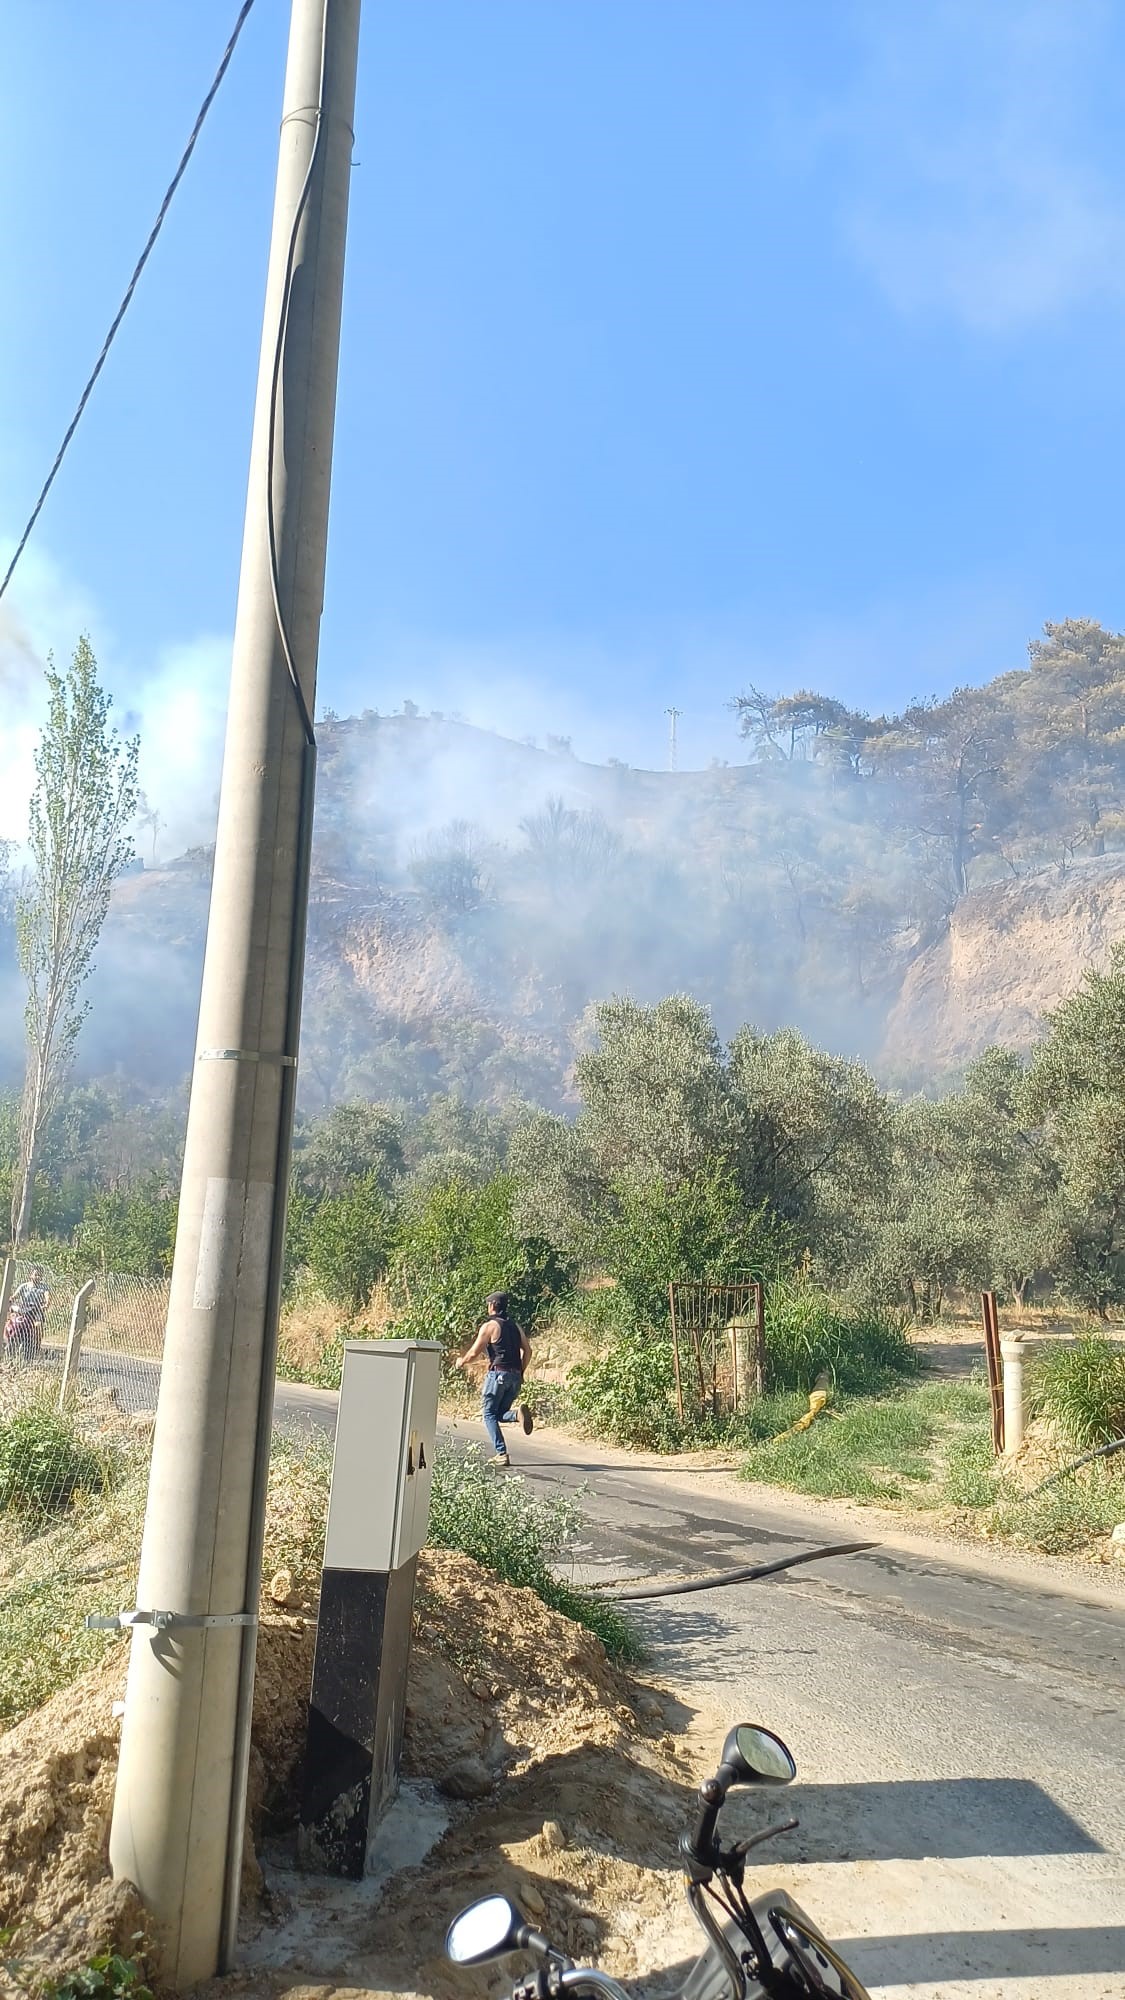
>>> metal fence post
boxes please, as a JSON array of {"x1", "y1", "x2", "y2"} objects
[
  {"x1": 753, "y1": 1281, "x2": 766, "y2": 1397},
  {"x1": 59, "y1": 1279, "x2": 96, "y2": 1410}
]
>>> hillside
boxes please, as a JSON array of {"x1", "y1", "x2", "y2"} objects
[{"x1": 56, "y1": 612, "x2": 1125, "y2": 1104}]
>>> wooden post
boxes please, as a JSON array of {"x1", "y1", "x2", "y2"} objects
[
  {"x1": 0, "y1": 1257, "x2": 14, "y2": 1339},
  {"x1": 981, "y1": 1291, "x2": 1004, "y2": 1455},
  {"x1": 668, "y1": 1283, "x2": 685, "y2": 1423},
  {"x1": 58, "y1": 1279, "x2": 96, "y2": 1410}
]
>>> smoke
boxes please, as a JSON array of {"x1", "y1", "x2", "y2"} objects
[
  {"x1": 125, "y1": 633, "x2": 229, "y2": 859},
  {"x1": 0, "y1": 541, "x2": 967, "y2": 1117}
]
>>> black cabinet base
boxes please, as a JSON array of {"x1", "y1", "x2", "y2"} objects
[{"x1": 297, "y1": 1554, "x2": 418, "y2": 1876}]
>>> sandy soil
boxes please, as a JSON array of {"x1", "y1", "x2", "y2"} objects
[{"x1": 0, "y1": 1547, "x2": 713, "y2": 1999}]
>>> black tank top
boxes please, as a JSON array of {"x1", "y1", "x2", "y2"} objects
[{"x1": 486, "y1": 1315, "x2": 522, "y2": 1371}]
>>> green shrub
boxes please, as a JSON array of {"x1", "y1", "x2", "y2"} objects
[
  {"x1": 391, "y1": 1173, "x2": 572, "y2": 1352},
  {"x1": 77, "y1": 1181, "x2": 177, "y2": 1278},
  {"x1": 427, "y1": 1443, "x2": 640, "y2": 1660},
  {"x1": 594, "y1": 1164, "x2": 778, "y2": 1320},
  {"x1": 287, "y1": 1173, "x2": 395, "y2": 1313},
  {"x1": 569, "y1": 1323, "x2": 686, "y2": 1451},
  {"x1": 0, "y1": 1403, "x2": 114, "y2": 1517},
  {"x1": 1029, "y1": 1333, "x2": 1125, "y2": 1449},
  {"x1": 764, "y1": 1282, "x2": 917, "y2": 1396},
  {"x1": 45, "y1": 1952, "x2": 151, "y2": 2000}
]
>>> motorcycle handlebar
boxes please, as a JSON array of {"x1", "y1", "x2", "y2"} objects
[
  {"x1": 684, "y1": 1774, "x2": 729, "y2": 1872},
  {"x1": 554, "y1": 1971, "x2": 631, "y2": 1998}
]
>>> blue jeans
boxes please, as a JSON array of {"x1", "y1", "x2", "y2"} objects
[{"x1": 482, "y1": 1368, "x2": 521, "y2": 1456}]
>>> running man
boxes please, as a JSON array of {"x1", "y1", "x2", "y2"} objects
[{"x1": 453, "y1": 1290, "x2": 533, "y2": 1467}]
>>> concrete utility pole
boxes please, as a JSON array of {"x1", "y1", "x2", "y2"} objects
[
  {"x1": 109, "y1": 1, "x2": 361, "y2": 1984},
  {"x1": 665, "y1": 705, "x2": 681, "y2": 771}
]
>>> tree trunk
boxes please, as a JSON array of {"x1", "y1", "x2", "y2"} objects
[
  {"x1": 11, "y1": 1130, "x2": 39, "y2": 1246},
  {"x1": 11, "y1": 1060, "x2": 48, "y2": 1246}
]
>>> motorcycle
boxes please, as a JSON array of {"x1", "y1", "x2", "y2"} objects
[
  {"x1": 444, "y1": 1722, "x2": 870, "y2": 1999},
  {"x1": 2, "y1": 1308, "x2": 43, "y2": 1366}
]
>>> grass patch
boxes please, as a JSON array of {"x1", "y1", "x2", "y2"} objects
[
  {"x1": 427, "y1": 1442, "x2": 642, "y2": 1662},
  {"x1": 741, "y1": 1381, "x2": 993, "y2": 1504},
  {"x1": 765, "y1": 1283, "x2": 918, "y2": 1396},
  {"x1": 0, "y1": 1397, "x2": 120, "y2": 1519},
  {"x1": 1029, "y1": 1334, "x2": 1125, "y2": 1449},
  {"x1": 566, "y1": 1285, "x2": 920, "y2": 1456},
  {"x1": 0, "y1": 1455, "x2": 149, "y2": 1726},
  {"x1": 991, "y1": 1469, "x2": 1125, "y2": 1554}
]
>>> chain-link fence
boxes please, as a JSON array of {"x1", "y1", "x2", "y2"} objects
[
  {"x1": 0, "y1": 1258, "x2": 167, "y2": 1510},
  {"x1": 1, "y1": 1256, "x2": 167, "y2": 1414}
]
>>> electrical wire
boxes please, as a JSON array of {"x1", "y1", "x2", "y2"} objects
[
  {"x1": 0, "y1": 0, "x2": 260, "y2": 606},
  {"x1": 609, "y1": 1539, "x2": 878, "y2": 1602}
]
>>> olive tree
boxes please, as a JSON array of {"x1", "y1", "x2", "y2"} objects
[
  {"x1": 11, "y1": 638, "x2": 138, "y2": 1243},
  {"x1": 1024, "y1": 946, "x2": 1125, "y2": 1316}
]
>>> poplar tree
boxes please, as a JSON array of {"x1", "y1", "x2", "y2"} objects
[{"x1": 11, "y1": 636, "x2": 138, "y2": 1244}]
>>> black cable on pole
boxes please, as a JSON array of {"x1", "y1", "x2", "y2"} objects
[
  {"x1": 610, "y1": 1540, "x2": 878, "y2": 1602},
  {"x1": 264, "y1": 0, "x2": 329, "y2": 748},
  {"x1": 1025, "y1": 1434, "x2": 1125, "y2": 1498},
  {"x1": 0, "y1": 0, "x2": 260, "y2": 607}
]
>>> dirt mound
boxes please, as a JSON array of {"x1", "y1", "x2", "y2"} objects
[
  {"x1": 0, "y1": 1612, "x2": 318, "y2": 1982},
  {"x1": 0, "y1": 1549, "x2": 694, "y2": 1993}
]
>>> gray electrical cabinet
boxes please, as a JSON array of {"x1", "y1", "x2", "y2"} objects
[{"x1": 298, "y1": 1339, "x2": 441, "y2": 1875}]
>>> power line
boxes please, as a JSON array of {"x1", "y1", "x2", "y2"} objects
[{"x1": 0, "y1": 0, "x2": 260, "y2": 607}]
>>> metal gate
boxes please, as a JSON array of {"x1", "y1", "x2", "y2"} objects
[{"x1": 668, "y1": 1277, "x2": 766, "y2": 1422}]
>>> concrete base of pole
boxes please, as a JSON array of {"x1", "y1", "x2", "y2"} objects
[{"x1": 1001, "y1": 1336, "x2": 1026, "y2": 1457}]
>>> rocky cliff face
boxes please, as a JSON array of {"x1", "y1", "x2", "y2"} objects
[{"x1": 880, "y1": 854, "x2": 1125, "y2": 1076}]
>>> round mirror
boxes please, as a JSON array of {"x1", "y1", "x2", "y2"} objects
[
  {"x1": 445, "y1": 1895, "x2": 521, "y2": 1966},
  {"x1": 770, "y1": 1913, "x2": 871, "y2": 1999},
  {"x1": 735, "y1": 1725, "x2": 797, "y2": 1784}
]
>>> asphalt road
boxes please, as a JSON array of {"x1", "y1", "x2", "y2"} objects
[
  {"x1": 71, "y1": 1355, "x2": 1125, "y2": 1997},
  {"x1": 280, "y1": 1382, "x2": 1125, "y2": 2000}
]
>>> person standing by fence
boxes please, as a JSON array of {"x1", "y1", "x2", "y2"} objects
[
  {"x1": 3, "y1": 1266, "x2": 51, "y2": 1363},
  {"x1": 453, "y1": 1290, "x2": 533, "y2": 1467}
]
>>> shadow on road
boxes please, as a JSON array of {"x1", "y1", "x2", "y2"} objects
[
  {"x1": 839, "y1": 1923, "x2": 1125, "y2": 1985},
  {"x1": 756, "y1": 1776, "x2": 1102, "y2": 1862}
]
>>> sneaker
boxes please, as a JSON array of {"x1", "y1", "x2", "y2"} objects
[
  {"x1": 494, "y1": 1451, "x2": 510, "y2": 1467},
  {"x1": 519, "y1": 1404, "x2": 534, "y2": 1435}
]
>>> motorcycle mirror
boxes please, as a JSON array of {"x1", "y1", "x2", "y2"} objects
[
  {"x1": 445, "y1": 1894, "x2": 525, "y2": 1966},
  {"x1": 769, "y1": 1911, "x2": 871, "y2": 1998},
  {"x1": 721, "y1": 1723, "x2": 797, "y2": 1787}
]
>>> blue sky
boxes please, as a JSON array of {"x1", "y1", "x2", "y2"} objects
[{"x1": 2, "y1": 0, "x2": 1125, "y2": 807}]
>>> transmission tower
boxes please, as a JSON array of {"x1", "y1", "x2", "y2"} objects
[{"x1": 665, "y1": 705, "x2": 681, "y2": 772}]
